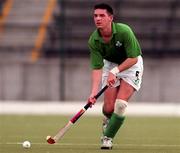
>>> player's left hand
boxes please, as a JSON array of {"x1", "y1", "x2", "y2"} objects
[{"x1": 87, "y1": 96, "x2": 96, "y2": 108}]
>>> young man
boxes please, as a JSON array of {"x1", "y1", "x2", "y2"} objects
[{"x1": 88, "y1": 3, "x2": 143, "y2": 149}]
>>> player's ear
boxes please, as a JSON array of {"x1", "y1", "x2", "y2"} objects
[{"x1": 109, "y1": 15, "x2": 113, "y2": 22}]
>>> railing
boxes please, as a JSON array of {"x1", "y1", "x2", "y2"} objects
[
  {"x1": 0, "y1": 0, "x2": 13, "y2": 32},
  {"x1": 31, "y1": 0, "x2": 57, "y2": 62}
]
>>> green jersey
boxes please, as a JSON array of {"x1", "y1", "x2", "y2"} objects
[{"x1": 88, "y1": 22, "x2": 142, "y2": 69}]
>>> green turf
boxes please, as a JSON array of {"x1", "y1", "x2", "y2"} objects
[{"x1": 0, "y1": 115, "x2": 180, "y2": 153}]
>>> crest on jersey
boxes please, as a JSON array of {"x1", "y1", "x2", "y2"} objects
[{"x1": 115, "y1": 41, "x2": 122, "y2": 47}]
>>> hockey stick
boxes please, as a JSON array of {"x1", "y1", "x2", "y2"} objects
[{"x1": 46, "y1": 85, "x2": 108, "y2": 144}]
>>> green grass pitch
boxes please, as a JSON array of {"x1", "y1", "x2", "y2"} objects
[{"x1": 0, "y1": 115, "x2": 180, "y2": 153}]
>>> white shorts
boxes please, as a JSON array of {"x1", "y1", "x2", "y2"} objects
[{"x1": 102, "y1": 56, "x2": 143, "y2": 91}]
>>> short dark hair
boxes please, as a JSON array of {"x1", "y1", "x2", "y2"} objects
[{"x1": 94, "y1": 3, "x2": 113, "y2": 15}]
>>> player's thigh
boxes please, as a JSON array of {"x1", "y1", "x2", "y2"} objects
[
  {"x1": 103, "y1": 87, "x2": 118, "y2": 113},
  {"x1": 117, "y1": 79, "x2": 135, "y2": 101}
]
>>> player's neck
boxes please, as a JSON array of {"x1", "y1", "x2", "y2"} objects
[{"x1": 99, "y1": 23, "x2": 112, "y2": 38}]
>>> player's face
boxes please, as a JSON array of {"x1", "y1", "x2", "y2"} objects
[{"x1": 94, "y1": 9, "x2": 113, "y2": 29}]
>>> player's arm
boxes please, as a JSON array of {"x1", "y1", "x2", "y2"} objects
[
  {"x1": 88, "y1": 37, "x2": 104, "y2": 103},
  {"x1": 90, "y1": 69, "x2": 102, "y2": 97},
  {"x1": 88, "y1": 68, "x2": 102, "y2": 105},
  {"x1": 118, "y1": 57, "x2": 137, "y2": 72}
]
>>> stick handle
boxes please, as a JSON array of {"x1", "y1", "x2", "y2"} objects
[
  {"x1": 94, "y1": 85, "x2": 108, "y2": 99},
  {"x1": 70, "y1": 85, "x2": 108, "y2": 123}
]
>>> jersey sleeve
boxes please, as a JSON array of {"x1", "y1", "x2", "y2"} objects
[
  {"x1": 88, "y1": 40, "x2": 104, "y2": 69},
  {"x1": 123, "y1": 26, "x2": 141, "y2": 57}
]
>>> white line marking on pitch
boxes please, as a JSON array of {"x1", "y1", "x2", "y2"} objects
[{"x1": 2, "y1": 142, "x2": 180, "y2": 147}]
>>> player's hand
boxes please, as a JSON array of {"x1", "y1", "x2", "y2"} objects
[
  {"x1": 87, "y1": 96, "x2": 96, "y2": 107},
  {"x1": 107, "y1": 72, "x2": 117, "y2": 87}
]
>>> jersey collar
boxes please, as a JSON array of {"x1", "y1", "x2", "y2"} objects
[{"x1": 94, "y1": 22, "x2": 117, "y2": 42}]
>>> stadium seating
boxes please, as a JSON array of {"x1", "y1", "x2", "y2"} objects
[
  {"x1": 0, "y1": 0, "x2": 50, "y2": 60},
  {"x1": 44, "y1": 0, "x2": 180, "y2": 57},
  {"x1": 0, "y1": 0, "x2": 180, "y2": 58}
]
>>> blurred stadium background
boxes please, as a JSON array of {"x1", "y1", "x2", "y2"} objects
[{"x1": 0, "y1": 0, "x2": 180, "y2": 115}]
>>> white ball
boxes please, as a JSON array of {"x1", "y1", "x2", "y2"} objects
[{"x1": 22, "y1": 141, "x2": 31, "y2": 149}]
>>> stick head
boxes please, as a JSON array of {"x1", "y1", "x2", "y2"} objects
[{"x1": 46, "y1": 136, "x2": 56, "y2": 144}]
